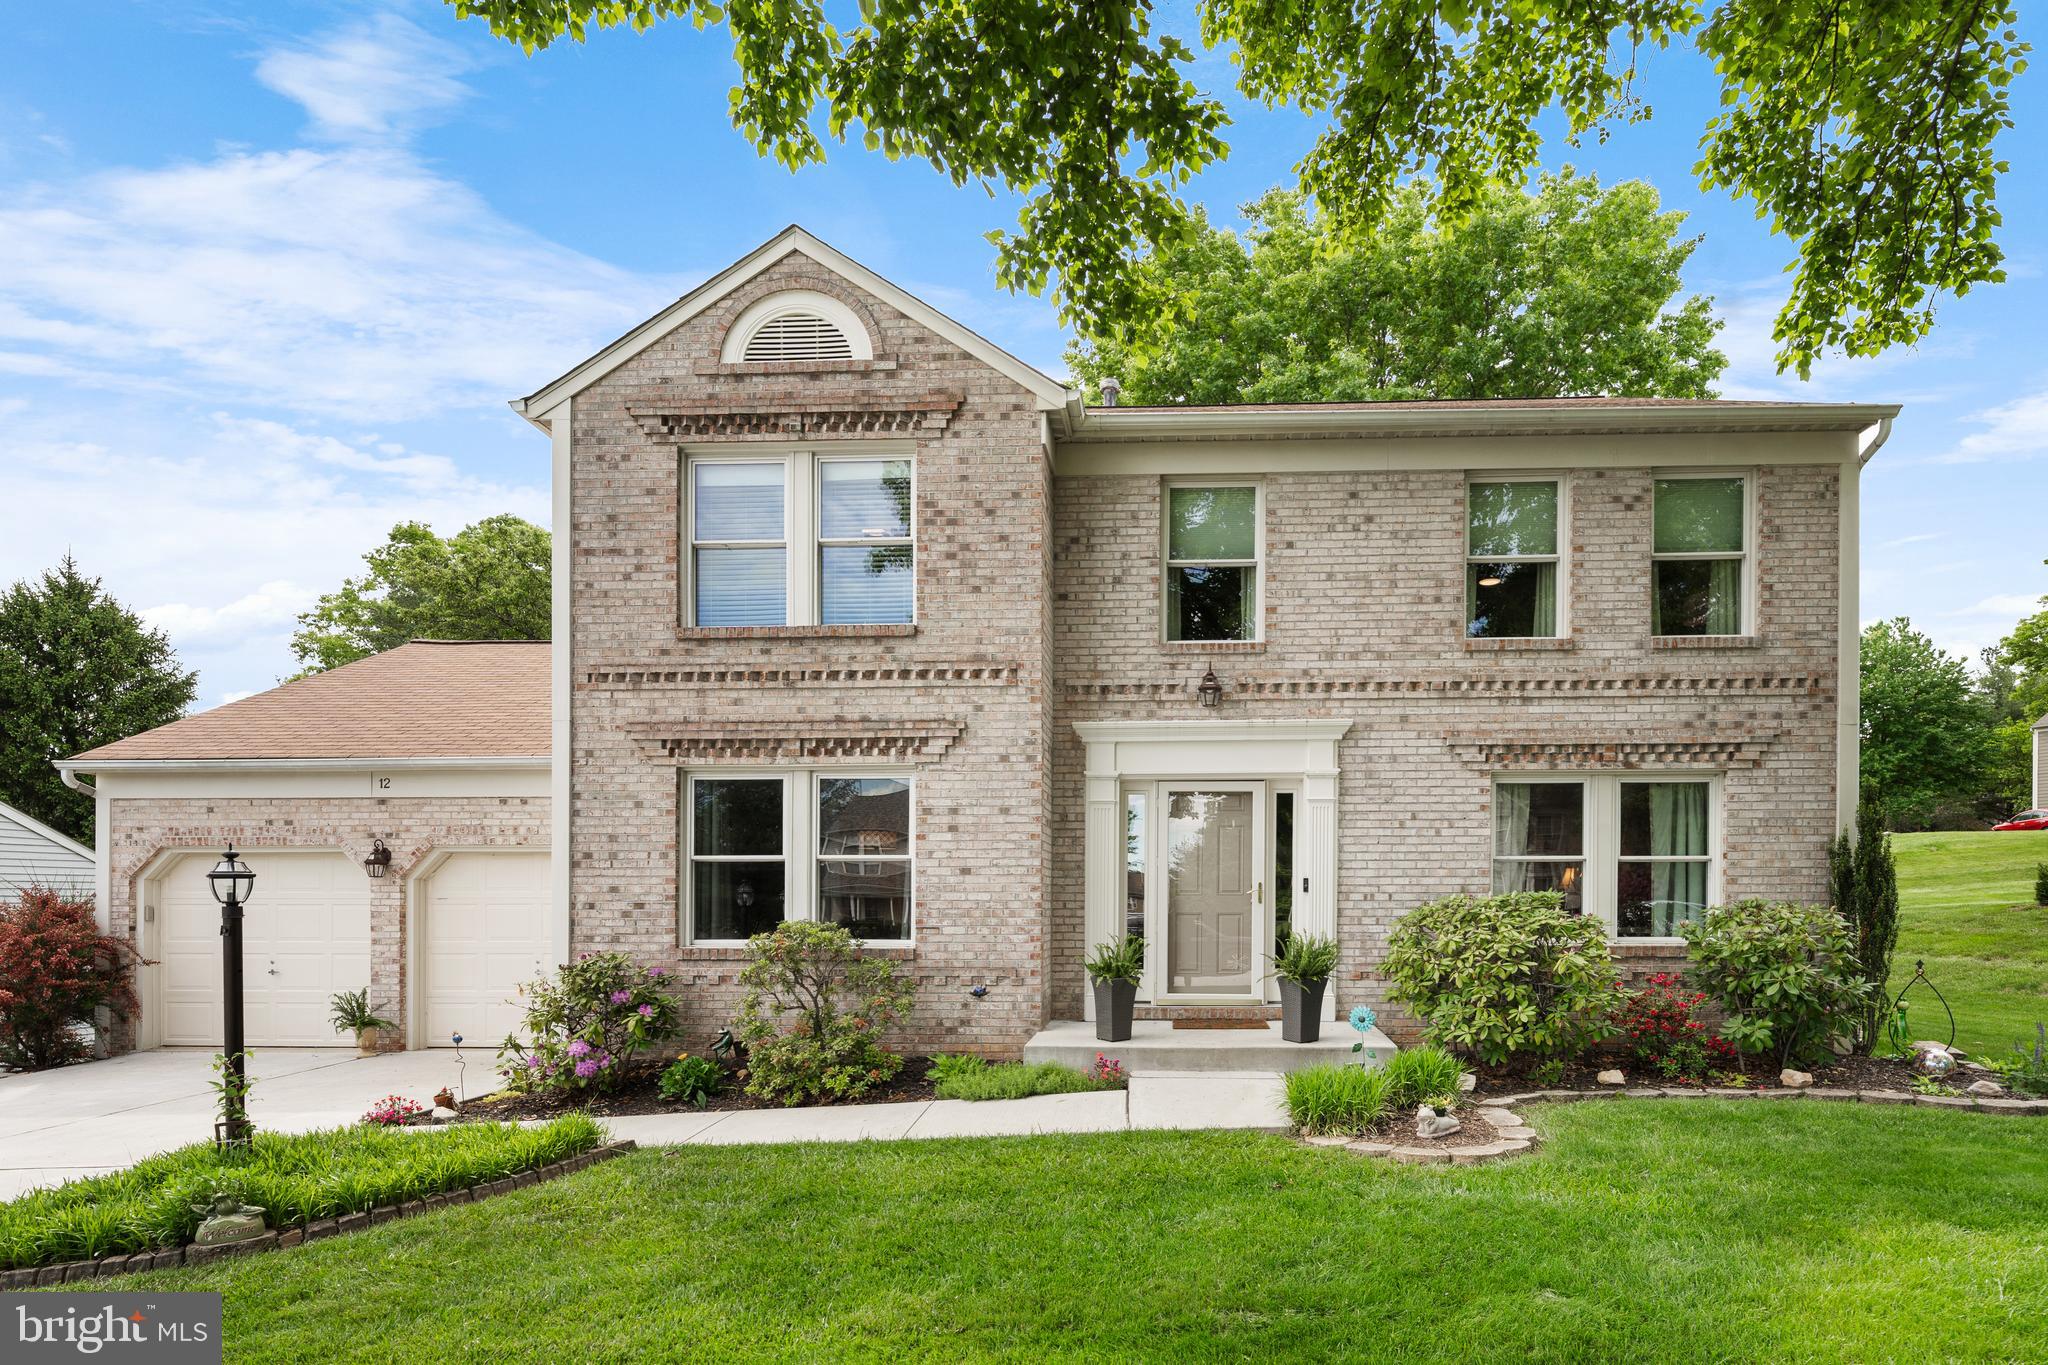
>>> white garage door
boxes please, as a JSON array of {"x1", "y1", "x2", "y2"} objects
[
  {"x1": 420, "y1": 852, "x2": 551, "y2": 1048},
  {"x1": 158, "y1": 851, "x2": 371, "y2": 1047}
]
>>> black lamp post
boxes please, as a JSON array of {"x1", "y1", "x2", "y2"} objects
[{"x1": 208, "y1": 843, "x2": 257, "y2": 1146}]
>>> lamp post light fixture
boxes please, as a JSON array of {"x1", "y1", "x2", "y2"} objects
[
  {"x1": 207, "y1": 843, "x2": 257, "y2": 1148},
  {"x1": 1197, "y1": 667, "x2": 1224, "y2": 708},
  {"x1": 362, "y1": 838, "x2": 392, "y2": 879}
]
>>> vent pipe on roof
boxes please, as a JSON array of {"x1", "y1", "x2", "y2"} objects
[{"x1": 1099, "y1": 377, "x2": 1122, "y2": 407}]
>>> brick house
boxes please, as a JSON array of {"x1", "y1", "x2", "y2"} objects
[{"x1": 64, "y1": 227, "x2": 1898, "y2": 1054}]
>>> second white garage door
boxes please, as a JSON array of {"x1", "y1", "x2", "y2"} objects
[
  {"x1": 157, "y1": 850, "x2": 371, "y2": 1047},
  {"x1": 418, "y1": 852, "x2": 551, "y2": 1047}
]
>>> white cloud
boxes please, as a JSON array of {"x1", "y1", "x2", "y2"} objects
[
  {"x1": 1933, "y1": 388, "x2": 2048, "y2": 464},
  {"x1": 254, "y1": 13, "x2": 473, "y2": 142},
  {"x1": 1707, "y1": 282, "x2": 1969, "y2": 404},
  {"x1": 143, "y1": 581, "x2": 319, "y2": 644},
  {"x1": 1876, "y1": 532, "x2": 1940, "y2": 550},
  {"x1": 1946, "y1": 593, "x2": 2046, "y2": 620}
]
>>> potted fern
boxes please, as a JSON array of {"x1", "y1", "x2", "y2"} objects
[
  {"x1": 1271, "y1": 933, "x2": 1339, "y2": 1043},
  {"x1": 329, "y1": 987, "x2": 397, "y2": 1056},
  {"x1": 1085, "y1": 936, "x2": 1144, "y2": 1042}
]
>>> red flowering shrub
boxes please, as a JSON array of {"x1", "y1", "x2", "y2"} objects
[
  {"x1": 0, "y1": 888, "x2": 144, "y2": 1070},
  {"x1": 1614, "y1": 973, "x2": 1739, "y2": 1083}
]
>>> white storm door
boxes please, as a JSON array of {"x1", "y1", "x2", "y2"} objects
[{"x1": 1156, "y1": 782, "x2": 1266, "y2": 1001}]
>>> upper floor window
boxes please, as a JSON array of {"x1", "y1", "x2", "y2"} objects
[
  {"x1": 1165, "y1": 482, "x2": 1261, "y2": 642},
  {"x1": 1493, "y1": 775, "x2": 1717, "y2": 939},
  {"x1": 1467, "y1": 480, "x2": 1562, "y2": 637},
  {"x1": 687, "y1": 451, "x2": 913, "y2": 628},
  {"x1": 1653, "y1": 476, "x2": 1748, "y2": 636}
]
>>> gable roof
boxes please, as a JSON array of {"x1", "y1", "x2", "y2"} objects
[
  {"x1": 2034, "y1": 712, "x2": 2048, "y2": 732},
  {"x1": 0, "y1": 801, "x2": 94, "y2": 863},
  {"x1": 513, "y1": 225, "x2": 1072, "y2": 422},
  {"x1": 62, "y1": 641, "x2": 549, "y2": 767}
]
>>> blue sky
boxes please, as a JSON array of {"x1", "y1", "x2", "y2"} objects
[{"x1": 2, "y1": 0, "x2": 2043, "y2": 708}]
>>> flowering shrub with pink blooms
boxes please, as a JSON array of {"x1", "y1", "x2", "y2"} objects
[
  {"x1": 732, "y1": 922, "x2": 914, "y2": 1105},
  {"x1": 1089, "y1": 1054, "x2": 1127, "y2": 1087},
  {"x1": 1614, "y1": 972, "x2": 1741, "y2": 1083},
  {"x1": 360, "y1": 1094, "x2": 427, "y2": 1126},
  {"x1": 496, "y1": 952, "x2": 679, "y2": 1095}
]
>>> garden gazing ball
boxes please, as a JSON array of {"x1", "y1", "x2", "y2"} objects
[{"x1": 1911, "y1": 1048, "x2": 1955, "y2": 1079}]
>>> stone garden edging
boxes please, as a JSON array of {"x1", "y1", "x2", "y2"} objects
[
  {"x1": 0, "y1": 1140, "x2": 639, "y2": 1289},
  {"x1": 1303, "y1": 1085, "x2": 2048, "y2": 1167}
]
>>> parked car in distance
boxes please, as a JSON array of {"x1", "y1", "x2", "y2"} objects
[{"x1": 1992, "y1": 809, "x2": 2048, "y2": 831}]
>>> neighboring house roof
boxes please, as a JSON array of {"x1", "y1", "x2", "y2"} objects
[
  {"x1": 0, "y1": 800, "x2": 94, "y2": 895},
  {"x1": 513, "y1": 224, "x2": 1073, "y2": 421},
  {"x1": 2034, "y1": 713, "x2": 2048, "y2": 731},
  {"x1": 62, "y1": 641, "x2": 550, "y2": 767}
]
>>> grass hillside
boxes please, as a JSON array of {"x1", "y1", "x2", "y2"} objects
[{"x1": 1889, "y1": 830, "x2": 2048, "y2": 1059}]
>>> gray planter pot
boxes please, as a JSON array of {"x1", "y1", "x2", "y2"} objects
[
  {"x1": 1279, "y1": 977, "x2": 1326, "y2": 1043},
  {"x1": 1093, "y1": 978, "x2": 1137, "y2": 1042}
]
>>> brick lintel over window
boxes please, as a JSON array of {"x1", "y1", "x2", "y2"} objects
[
  {"x1": 627, "y1": 393, "x2": 963, "y2": 440},
  {"x1": 1445, "y1": 734, "x2": 1777, "y2": 769},
  {"x1": 630, "y1": 719, "x2": 965, "y2": 765}
]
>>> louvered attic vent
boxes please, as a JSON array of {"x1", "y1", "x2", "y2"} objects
[{"x1": 742, "y1": 312, "x2": 855, "y2": 362}]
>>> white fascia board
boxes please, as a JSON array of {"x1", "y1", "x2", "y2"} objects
[
  {"x1": 512, "y1": 225, "x2": 1072, "y2": 418},
  {"x1": 1055, "y1": 402, "x2": 1903, "y2": 445},
  {"x1": 61, "y1": 756, "x2": 547, "y2": 773},
  {"x1": 0, "y1": 800, "x2": 95, "y2": 862}
]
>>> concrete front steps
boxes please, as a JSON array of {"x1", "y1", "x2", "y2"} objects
[{"x1": 1023, "y1": 1019, "x2": 1397, "y2": 1074}]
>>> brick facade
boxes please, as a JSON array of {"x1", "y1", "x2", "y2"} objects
[
  {"x1": 561, "y1": 248, "x2": 1858, "y2": 1054},
  {"x1": 101, "y1": 794, "x2": 548, "y2": 1051}
]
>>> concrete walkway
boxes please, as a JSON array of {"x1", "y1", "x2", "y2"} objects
[{"x1": 0, "y1": 1050, "x2": 1292, "y2": 1199}]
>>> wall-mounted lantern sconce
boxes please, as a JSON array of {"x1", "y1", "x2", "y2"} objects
[
  {"x1": 362, "y1": 838, "x2": 392, "y2": 880},
  {"x1": 1197, "y1": 668, "x2": 1224, "y2": 708}
]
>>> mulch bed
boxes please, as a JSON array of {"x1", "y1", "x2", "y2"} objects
[
  {"x1": 1354, "y1": 1106, "x2": 1500, "y2": 1152},
  {"x1": 1469, "y1": 1050, "x2": 1967, "y2": 1099},
  {"x1": 445, "y1": 1055, "x2": 941, "y2": 1122}
]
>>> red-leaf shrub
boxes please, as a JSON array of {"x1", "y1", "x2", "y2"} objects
[
  {"x1": 0, "y1": 888, "x2": 144, "y2": 1070},
  {"x1": 1613, "y1": 972, "x2": 1739, "y2": 1083}
]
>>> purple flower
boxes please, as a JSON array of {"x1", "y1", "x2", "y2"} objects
[
  {"x1": 525, "y1": 1055, "x2": 543, "y2": 1069},
  {"x1": 647, "y1": 966, "x2": 666, "y2": 978},
  {"x1": 637, "y1": 1003, "x2": 655, "y2": 1018},
  {"x1": 567, "y1": 1039, "x2": 591, "y2": 1057},
  {"x1": 609, "y1": 989, "x2": 632, "y2": 1005},
  {"x1": 574, "y1": 1058, "x2": 601, "y2": 1079}
]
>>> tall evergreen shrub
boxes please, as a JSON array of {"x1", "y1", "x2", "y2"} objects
[{"x1": 1828, "y1": 796, "x2": 1901, "y2": 1052}]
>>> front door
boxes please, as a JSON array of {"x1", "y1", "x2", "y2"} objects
[{"x1": 1160, "y1": 782, "x2": 1265, "y2": 1000}]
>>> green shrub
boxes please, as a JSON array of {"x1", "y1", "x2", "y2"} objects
[
  {"x1": 1384, "y1": 892, "x2": 1625, "y2": 1068},
  {"x1": 0, "y1": 1116, "x2": 603, "y2": 1270},
  {"x1": 1271, "y1": 933, "x2": 1340, "y2": 985},
  {"x1": 497, "y1": 952, "x2": 679, "y2": 1094},
  {"x1": 933, "y1": 1061, "x2": 1119, "y2": 1102},
  {"x1": 1828, "y1": 801, "x2": 1900, "y2": 1050},
  {"x1": 1999, "y1": 1023, "x2": 2048, "y2": 1098},
  {"x1": 327, "y1": 987, "x2": 396, "y2": 1036},
  {"x1": 1379, "y1": 1045, "x2": 1463, "y2": 1108},
  {"x1": 1084, "y1": 935, "x2": 1144, "y2": 984},
  {"x1": 926, "y1": 1054, "x2": 988, "y2": 1085},
  {"x1": 1682, "y1": 899, "x2": 1871, "y2": 1069},
  {"x1": 1284, "y1": 1064, "x2": 1396, "y2": 1135},
  {"x1": 657, "y1": 1054, "x2": 723, "y2": 1108},
  {"x1": 2036, "y1": 863, "x2": 2048, "y2": 908},
  {"x1": 732, "y1": 922, "x2": 915, "y2": 1105}
]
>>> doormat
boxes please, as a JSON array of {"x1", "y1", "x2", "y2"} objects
[{"x1": 1169, "y1": 1019, "x2": 1271, "y2": 1030}]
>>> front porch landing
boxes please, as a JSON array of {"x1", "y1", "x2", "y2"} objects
[{"x1": 1024, "y1": 1019, "x2": 1398, "y2": 1074}]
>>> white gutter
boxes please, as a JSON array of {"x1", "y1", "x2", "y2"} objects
[
  {"x1": 58, "y1": 767, "x2": 95, "y2": 796},
  {"x1": 60, "y1": 756, "x2": 549, "y2": 775},
  {"x1": 1857, "y1": 415, "x2": 1894, "y2": 465},
  {"x1": 1057, "y1": 402, "x2": 1904, "y2": 443}
]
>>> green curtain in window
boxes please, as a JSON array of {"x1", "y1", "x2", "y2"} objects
[
  {"x1": 1707, "y1": 559, "x2": 1741, "y2": 634},
  {"x1": 1468, "y1": 482, "x2": 1558, "y2": 557},
  {"x1": 1648, "y1": 783, "x2": 1709, "y2": 935},
  {"x1": 1653, "y1": 479, "x2": 1744, "y2": 553},
  {"x1": 1530, "y1": 563, "x2": 1557, "y2": 635},
  {"x1": 1169, "y1": 487, "x2": 1257, "y2": 560}
]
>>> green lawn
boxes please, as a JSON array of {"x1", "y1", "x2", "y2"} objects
[
  {"x1": 1890, "y1": 830, "x2": 2048, "y2": 1058},
  {"x1": 120, "y1": 1104, "x2": 2048, "y2": 1363}
]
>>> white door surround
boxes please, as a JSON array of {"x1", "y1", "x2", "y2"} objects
[{"x1": 1075, "y1": 719, "x2": 1350, "y2": 1021}]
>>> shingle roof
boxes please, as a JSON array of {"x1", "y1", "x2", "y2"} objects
[
  {"x1": 65, "y1": 641, "x2": 550, "y2": 764},
  {"x1": 1091, "y1": 396, "x2": 1836, "y2": 414}
]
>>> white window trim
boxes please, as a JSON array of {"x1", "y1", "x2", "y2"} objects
[
  {"x1": 682, "y1": 444, "x2": 915, "y2": 628},
  {"x1": 1161, "y1": 477, "x2": 1265, "y2": 643},
  {"x1": 1650, "y1": 470, "x2": 1755, "y2": 638},
  {"x1": 719, "y1": 290, "x2": 875, "y2": 363},
  {"x1": 1465, "y1": 473, "x2": 1570, "y2": 638},
  {"x1": 1490, "y1": 772, "x2": 1724, "y2": 944},
  {"x1": 682, "y1": 768, "x2": 916, "y2": 946},
  {"x1": 816, "y1": 453, "x2": 915, "y2": 627}
]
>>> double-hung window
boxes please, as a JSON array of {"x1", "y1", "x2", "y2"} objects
[
  {"x1": 685, "y1": 772, "x2": 914, "y2": 943},
  {"x1": 1467, "y1": 480, "x2": 1562, "y2": 637},
  {"x1": 687, "y1": 451, "x2": 914, "y2": 627},
  {"x1": 1652, "y1": 476, "x2": 1748, "y2": 636},
  {"x1": 1492, "y1": 776, "x2": 1717, "y2": 938},
  {"x1": 1165, "y1": 482, "x2": 1261, "y2": 642}
]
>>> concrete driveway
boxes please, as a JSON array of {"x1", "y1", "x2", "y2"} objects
[{"x1": 0, "y1": 1049, "x2": 481, "y2": 1201}]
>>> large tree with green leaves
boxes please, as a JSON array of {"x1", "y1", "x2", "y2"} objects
[
  {"x1": 448, "y1": 1, "x2": 2026, "y2": 374},
  {"x1": 1067, "y1": 173, "x2": 1724, "y2": 405},
  {"x1": 1859, "y1": 618, "x2": 1995, "y2": 829},
  {"x1": 0, "y1": 557, "x2": 198, "y2": 841},
  {"x1": 291, "y1": 516, "x2": 550, "y2": 674}
]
